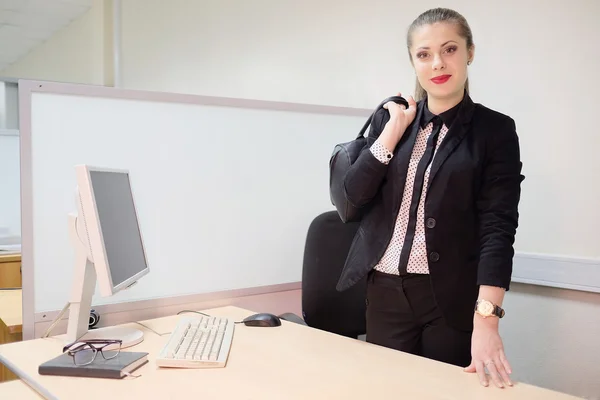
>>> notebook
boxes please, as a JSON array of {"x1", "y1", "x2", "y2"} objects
[{"x1": 39, "y1": 351, "x2": 149, "y2": 379}]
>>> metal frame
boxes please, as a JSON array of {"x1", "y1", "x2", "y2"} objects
[{"x1": 512, "y1": 252, "x2": 600, "y2": 293}]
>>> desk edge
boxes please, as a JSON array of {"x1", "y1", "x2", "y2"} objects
[{"x1": 0, "y1": 353, "x2": 58, "y2": 400}]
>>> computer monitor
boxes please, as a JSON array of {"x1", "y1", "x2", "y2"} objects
[{"x1": 65, "y1": 165, "x2": 150, "y2": 349}]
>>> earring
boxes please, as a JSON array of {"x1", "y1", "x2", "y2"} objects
[{"x1": 467, "y1": 60, "x2": 472, "y2": 65}]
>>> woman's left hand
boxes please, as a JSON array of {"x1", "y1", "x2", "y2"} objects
[{"x1": 464, "y1": 318, "x2": 513, "y2": 388}]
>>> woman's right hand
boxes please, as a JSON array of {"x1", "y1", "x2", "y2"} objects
[{"x1": 378, "y1": 92, "x2": 417, "y2": 149}]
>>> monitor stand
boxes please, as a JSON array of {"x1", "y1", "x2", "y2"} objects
[{"x1": 65, "y1": 213, "x2": 143, "y2": 350}]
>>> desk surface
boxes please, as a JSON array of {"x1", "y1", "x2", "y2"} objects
[
  {"x1": 0, "y1": 380, "x2": 43, "y2": 399},
  {"x1": 0, "y1": 306, "x2": 581, "y2": 400},
  {"x1": 0, "y1": 289, "x2": 22, "y2": 334}
]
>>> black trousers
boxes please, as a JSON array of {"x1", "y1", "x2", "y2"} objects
[{"x1": 365, "y1": 270, "x2": 472, "y2": 367}]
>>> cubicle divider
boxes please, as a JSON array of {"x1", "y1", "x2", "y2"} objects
[{"x1": 18, "y1": 79, "x2": 372, "y2": 340}]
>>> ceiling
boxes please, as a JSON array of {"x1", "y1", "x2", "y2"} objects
[{"x1": 0, "y1": 0, "x2": 92, "y2": 72}]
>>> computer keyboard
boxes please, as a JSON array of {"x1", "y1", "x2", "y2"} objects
[{"x1": 156, "y1": 315, "x2": 235, "y2": 368}]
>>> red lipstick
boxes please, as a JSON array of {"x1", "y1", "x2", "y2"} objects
[{"x1": 431, "y1": 75, "x2": 451, "y2": 84}]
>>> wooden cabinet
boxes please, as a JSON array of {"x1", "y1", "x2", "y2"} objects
[
  {"x1": 0, "y1": 289, "x2": 22, "y2": 382},
  {"x1": 0, "y1": 253, "x2": 22, "y2": 382},
  {"x1": 0, "y1": 254, "x2": 21, "y2": 289}
]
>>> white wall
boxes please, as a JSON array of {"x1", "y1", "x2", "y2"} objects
[
  {"x1": 120, "y1": 0, "x2": 406, "y2": 109},
  {"x1": 0, "y1": 80, "x2": 20, "y2": 239},
  {"x1": 0, "y1": 1, "x2": 104, "y2": 85},
  {"x1": 502, "y1": 283, "x2": 600, "y2": 399},
  {"x1": 3, "y1": 0, "x2": 600, "y2": 397},
  {"x1": 0, "y1": 131, "x2": 20, "y2": 238}
]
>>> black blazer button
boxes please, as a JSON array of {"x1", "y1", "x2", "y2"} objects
[
  {"x1": 430, "y1": 252, "x2": 440, "y2": 262},
  {"x1": 426, "y1": 218, "x2": 436, "y2": 228}
]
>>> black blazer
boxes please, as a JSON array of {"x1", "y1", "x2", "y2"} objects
[{"x1": 336, "y1": 93, "x2": 525, "y2": 332}]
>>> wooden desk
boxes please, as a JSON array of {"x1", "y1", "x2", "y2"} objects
[
  {"x1": 0, "y1": 379, "x2": 43, "y2": 399},
  {"x1": 0, "y1": 253, "x2": 21, "y2": 289},
  {"x1": 0, "y1": 306, "x2": 581, "y2": 400},
  {"x1": 0, "y1": 289, "x2": 22, "y2": 383}
]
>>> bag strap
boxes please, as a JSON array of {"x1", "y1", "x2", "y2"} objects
[{"x1": 355, "y1": 95, "x2": 409, "y2": 139}]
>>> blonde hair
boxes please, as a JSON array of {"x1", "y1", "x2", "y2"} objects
[{"x1": 407, "y1": 8, "x2": 474, "y2": 101}]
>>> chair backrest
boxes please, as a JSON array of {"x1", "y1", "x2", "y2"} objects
[{"x1": 301, "y1": 210, "x2": 366, "y2": 338}]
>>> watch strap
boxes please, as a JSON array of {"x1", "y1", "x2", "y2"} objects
[{"x1": 494, "y1": 305, "x2": 505, "y2": 318}]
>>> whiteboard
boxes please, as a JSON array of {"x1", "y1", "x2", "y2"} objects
[{"x1": 20, "y1": 81, "x2": 370, "y2": 315}]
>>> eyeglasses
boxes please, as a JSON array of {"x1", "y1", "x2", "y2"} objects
[{"x1": 63, "y1": 339, "x2": 123, "y2": 366}]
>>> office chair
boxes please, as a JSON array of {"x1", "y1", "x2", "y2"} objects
[{"x1": 279, "y1": 210, "x2": 366, "y2": 339}]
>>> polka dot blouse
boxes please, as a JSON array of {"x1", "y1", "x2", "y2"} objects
[{"x1": 369, "y1": 119, "x2": 448, "y2": 275}]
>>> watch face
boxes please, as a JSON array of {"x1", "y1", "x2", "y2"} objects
[{"x1": 478, "y1": 300, "x2": 494, "y2": 316}]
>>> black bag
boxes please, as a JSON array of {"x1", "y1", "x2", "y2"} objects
[{"x1": 329, "y1": 95, "x2": 408, "y2": 222}]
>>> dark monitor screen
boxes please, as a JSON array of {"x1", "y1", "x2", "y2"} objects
[{"x1": 90, "y1": 170, "x2": 148, "y2": 288}]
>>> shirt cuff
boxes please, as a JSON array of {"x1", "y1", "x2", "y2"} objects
[{"x1": 370, "y1": 140, "x2": 393, "y2": 165}]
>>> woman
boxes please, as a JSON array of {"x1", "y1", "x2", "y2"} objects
[{"x1": 335, "y1": 8, "x2": 524, "y2": 389}]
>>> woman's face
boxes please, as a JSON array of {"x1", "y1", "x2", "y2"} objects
[{"x1": 409, "y1": 22, "x2": 473, "y2": 102}]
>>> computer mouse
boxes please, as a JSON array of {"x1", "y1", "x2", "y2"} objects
[{"x1": 242, "y1": 313, "x2": 282, "y2": 327}]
